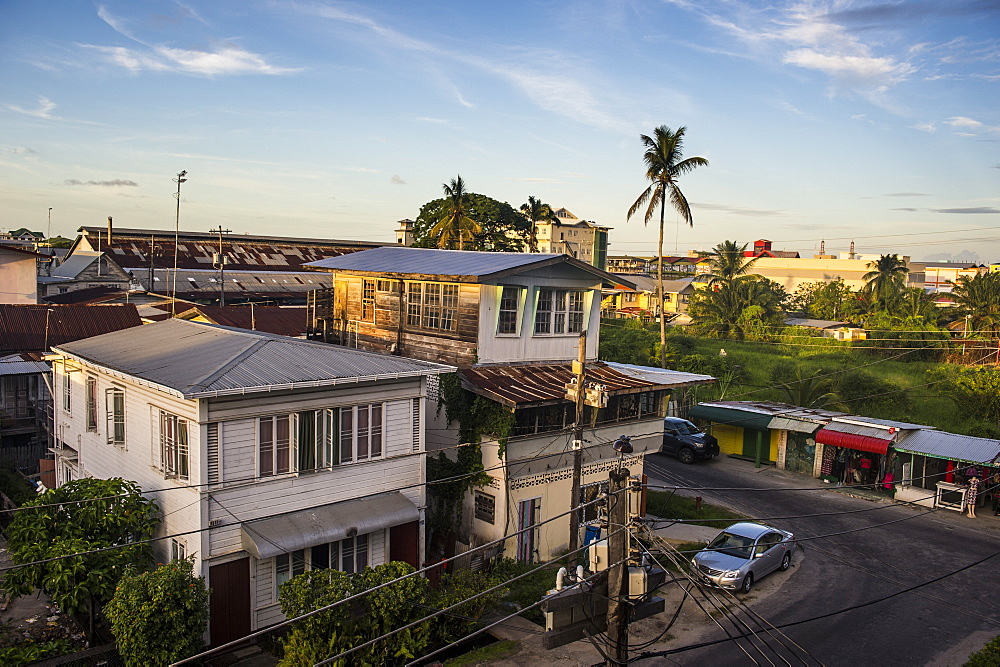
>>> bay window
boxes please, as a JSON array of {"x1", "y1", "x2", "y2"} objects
[{"x1": 534, "y1": 289, "x2": 586, "y2": 334}]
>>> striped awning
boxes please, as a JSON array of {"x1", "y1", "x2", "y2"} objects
[{"x1": 815, "y1": 428, "x2": 891, "y2": 455}]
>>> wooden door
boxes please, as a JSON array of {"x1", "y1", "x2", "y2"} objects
[
  {"x1": 389, "y1": 521, "x2": 420, "y2": 568},
  {"x1": 209, "y1": 557, "x2": 251, "y2": 647}
]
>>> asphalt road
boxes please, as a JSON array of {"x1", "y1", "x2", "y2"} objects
[{"x1": 639, "y1": 453, "x2": 1000, "y2": 667}]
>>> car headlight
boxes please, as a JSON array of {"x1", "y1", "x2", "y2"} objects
[
  {"x1": 691, "y1": 558, "x2": 698, "y2": 567},
  {"x1": 722, "y1": 570, "x2": 741, "y2": 579}
]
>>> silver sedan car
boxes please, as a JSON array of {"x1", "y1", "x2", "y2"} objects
[{"x1": 691, "y1": 522, "x2": 795, "y2": 594}]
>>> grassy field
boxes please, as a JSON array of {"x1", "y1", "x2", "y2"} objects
[
  {"x1": 645, "y1": 490, "x2": 745, "y2": 527},
  {"x1": 678, "y1": 336, "x2": 970, "y2": 433}
]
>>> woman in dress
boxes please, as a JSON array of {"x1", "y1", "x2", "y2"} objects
[{"x1": 966, "y1": 475, "x2": 980, "y2": 518}]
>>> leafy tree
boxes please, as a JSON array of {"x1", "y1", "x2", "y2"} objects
[
  {"x1": 862, "y1": 254, "x2": 909, "y2": 310},
  {"x1": 414, "y1": 192, "x2": 529, "y2": 252},
  {"x1": 929, "y1": 366, "x2": 1000, "y2": 427},
  {"x1": 891, "y1": 286, "x2": 941, "y2": 323},
  {"x1": 599, "y1": 319, "x2": 659, "y2": 365},
  {"x1": 789, "y1": 279, "x2": 862, "y2": 321},
  {"x1": 626, "y1": 125, "x2": 708, "y2": 368},
  {"x1": 859, "y1": 313, "x2": 950, "y2": 361},
  {"x1": 769, "y1": 363, "x2": 846, "y2": 410},
  {"x1": 105, "y1": 559, "x2": 209, "y2": 667},
  {"x1": 279, "y1": 562, "x2": 431, "y2": 666},
  {"x1": 4, "y1": 478, "x2": 159, "y2": 641},
  {"x1": 949, "y1": 271, "x2": 1000, "y2": 337},
  {"x1": 427, "y1": 567, "x2": 509, "y2": 646},
  {"x1": 426, "y1": 175, "x2": 482, "y2": 250},
  {"x1": 520, "y1": 195, "x2": 556, "y2": 253},
  {"x1": 688, "y1": 276, "x2": 787, "y2": 340},
  {"x1": 834, "y1": 370, "x2": 912, "y2": 418}
]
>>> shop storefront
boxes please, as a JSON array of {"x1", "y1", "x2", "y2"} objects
[
  {"x1": 814, "y1": 418, "x2": 930, "y2": 492},
  {"x1": 892, "y1": 430, "x2": 1000, "y2": 510}
]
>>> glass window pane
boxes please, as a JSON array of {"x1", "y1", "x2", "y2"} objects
[
  {"x1": 276, "y1": 415, "x2": 290, "y2": 474},
  {"x1": 340, "y1": 408, "x2": 353, "y2": 462},
  {"x1": 311, "y1": 543, "x2": 329, "y2": 570},
  {"x1": 356, "y1": 534, "x2": 368, "y2": 571},
  {"x1": 370, "y1": 405, "x2": 382, "y2": 457},
  {"x1": 259, "y1": 417, "x2": 273, "y2": 477}
]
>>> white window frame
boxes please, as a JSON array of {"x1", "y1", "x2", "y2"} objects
[
  {"x1": 105, "y1": 387, "x2": 125, "y2": 447},
  {"x1": 406, "y1": 281, "x2": 458, "y2": 332},
  {"x1": 534, "y1": 289, "x2": 586, "y2": 335},
  {"x1": 338, "y1": 404, "x2": 383, "y2": 464},
  {"x1": 496, "y1": 286, "x2": 522, "y2": 335},
  {"x1": 274, "y1": 533, "x2": 370, "y2": 597},
  {"x1": 85, "y1": 376, "x2": 98, "y2": 432},
  {"x1": 159, "y1": 410, "x2": 190, "y2": 480},
  {"x1": 259, "y1": 408, "x2": 343, "y2": 478},
  {"x1": 170, "y1": 539, "x2": 187, "y2": 562},
  {"x1": 61, "y1": 365, "x2": 72, "y2": 414}
]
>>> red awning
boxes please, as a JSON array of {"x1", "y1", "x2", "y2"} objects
[{"x1": 815, "y1": 428, "x2": 891, "y2": 455}]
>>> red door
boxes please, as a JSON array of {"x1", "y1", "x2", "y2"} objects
[
  {"x1": 209, "y1": 557, "x2": 251, "y2": 646},
  {"x1": 389, "y1": 521, "x2": 420, "y2": 568}
]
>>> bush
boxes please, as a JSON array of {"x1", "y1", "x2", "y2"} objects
[
  {"x1": 966, "y1": 634, "x2": 1000, "y2": 666},
  {"x1": 0, "y1": 459, "x2": 34, "y2": 506},
  {"x1": 834, "y1": 371, "x2": 912, "y2": 418},
  {"x1": 105, "y1": 559, "x2": 209, "y2": 667}
]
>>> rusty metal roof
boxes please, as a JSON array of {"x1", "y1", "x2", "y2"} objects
[
  {"x1": 461, "y1": 361, "x2": 715, "y2": 409},
  {"x1": 75, "y1": 226, "x2": 382, "y2": 273},
  {"x1": 0, "y1": 304, "x2": 143, "y2": 353},
  {"x1": 177, "y1": 306, "x2": 308, "y2": 338}
]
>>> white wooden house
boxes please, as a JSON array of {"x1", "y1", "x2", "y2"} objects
[{"x1": 50, "y1": 318, "x2": 453, "y2": 645}]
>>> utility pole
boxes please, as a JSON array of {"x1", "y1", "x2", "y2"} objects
[
  {"x1": 606, "y1": 462, "x2": 631, "y2": 666},
  {"x1": 568, "y1": 330, "x2": 587, "y2": 554},
  {"x1": 210, "y1": 225, "x2": 231, "y2": 306},
  {"x1": 171, "y1": 170, "x2": 187, "y2": 315}
]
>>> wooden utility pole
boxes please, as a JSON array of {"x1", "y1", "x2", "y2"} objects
[
  {"x1": 606, "y1": 465, "x2": 630, "y2": 665},
  {"x1": 568, "y1": 330, "x2": 587, "y2": 554}
]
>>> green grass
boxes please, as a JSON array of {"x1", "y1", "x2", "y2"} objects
[
  {"x1": 645, "y1": 491, "x2": 745, "y2": 527},
  {"x1": 444, "y1": 639, "x2": 519, "y2": 666}
]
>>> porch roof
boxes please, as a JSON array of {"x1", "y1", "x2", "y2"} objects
[{"x1": 460, "y1": 361, "x2": 715, "y2": 409}]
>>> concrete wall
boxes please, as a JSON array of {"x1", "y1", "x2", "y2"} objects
[{"x1": 0, "y1": 251, "x2": 37, "y2": 303}]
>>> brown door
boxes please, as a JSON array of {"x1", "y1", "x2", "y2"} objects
[
  {"x1": 389, "y1": 521, "x2": 420, "y2": 568},
  {"x1": 209, "y1": 557, "x2": 251, "y2": 646}
]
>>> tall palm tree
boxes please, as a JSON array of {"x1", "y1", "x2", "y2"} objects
[
  {"x1": 519, "y1": 196, "x2": 556, "y2": 253},
  {"x1": 626, "y1": 125, "x2": 709, "y2": 367},
  {"x1": 950, "y1": 271, "x2": 1000, "y2": 337},
  {"x1": 428, "y1": 175, "x2": 482, "y2": 250},
  {"x1": 703, "y1": 240, "x2": 759, "y2": 288},
  {"x1": 862, "y1": 254, "x2": 909, "y2": 310}
]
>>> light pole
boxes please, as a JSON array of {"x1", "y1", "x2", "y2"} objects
[
  {"x1": 47, "y1": 208, "x2": 52, "y2": 247},
  {"x1": 171, "y1": 170, "x2": 187, "y2": 315}
]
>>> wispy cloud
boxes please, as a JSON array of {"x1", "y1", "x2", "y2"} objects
[
  {"x1": 390, "y1": 175, "x2": 406, "y2": 185},
  {"x1": 86, "y1": 5, "x2": 300, "y2": 76},
  {"x1": 7, "y1": 96, "x2": 59, "y2": 119},
  {"x1": 944, "y1": 116, "x2": 1000, "y2": 136},
  {"x1": 931, "y1": 207, "x2": 1000, "y2": 214},
  {"x1": 885, "y1": 192, "x2": 931, "y2": 197},
  {"x1": 913, "y1": 121, "x2": 936, "y2": 132},
  {"x1": 64, "y1": 179, "x2": 139, "y2": 187},
  {"x1": 694, "y1": 203, "x2": 785, "y2": 216}
]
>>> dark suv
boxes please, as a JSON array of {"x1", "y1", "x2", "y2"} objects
[{"x1": 662, "y1": 417, "x2": 720, "y2": 464}]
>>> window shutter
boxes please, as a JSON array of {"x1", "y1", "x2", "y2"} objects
[
  {"x1": 582, "y1": 289, "x2": 595, "y2": 330},
  {"x1": 177, "y1": 418, "x2": 189, "y2": 479},
  {"x1": 324, "y1": 409, "x2": 338, "y2": 467},
  {"x1": 289, "y1": 412, "x2": 300, "y2": 473},
  {"x1": 150, "y1": 406, "x2": 162, "y2": 470},
  {"x1": 411, "y1": 398, "x2": 421, "y2": 453},
  {"x1": 105, "y1": 389, "x2": 115, "y2": 444},
  {"x1": 207, "y1": 422, "x2": 220, "y2": 484}
]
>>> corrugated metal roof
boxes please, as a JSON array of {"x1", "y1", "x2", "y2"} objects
[
  {"x1": 54, "y1": 319, "x2": 455, "y2": 398},
  {"x1": 0, "y1": 304, "x2": 143, "y2": 353},
  {"x1": 613, "y1": 275, "x2": 694, "y2": 293},
  {"x1": 461, "y1": 360, "x2": 708, "y2": 408},
  {"x1": 140, "y1": 268, "x2": 330, "y2": 295},
  {"x1": 600, "y1": 362, "x2": 714, "y2": 387},
  {"x1": 831, "y1": 416, "x2": 932, "y2": 430},
  {"x1": 894, "y1": 430, "x2": 1000, "y2": 465},
  {"x1": 178, "y1": 306, "x2": 307, "y2": 338},
  {"x1": 41, "y1": 286, "x2": 128, "y2": 305},
  {"x1": 769, "y1": 416, "x2": 821, "y2": 433},
  {"x1": 785, "y1": 318, "x2": 851, "y2": 329},
  {"x1": 697, "y1": 401, "x2": 847, "y2": 422},
  {"x1": 0, "y1": 358, "x2": 50, "y2": 376},
  {"x1": 306, "y1": 246, "x2": 634, "y2": 288},
  {"x1": 50, "y1": 251, "x2": 100, "y2": 278}
]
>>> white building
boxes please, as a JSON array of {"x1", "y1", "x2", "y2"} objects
[
  {"x1": 535, "y1": 208, "x2": 610, "y2": 269},
  {"x1": 50, "y1": 318, "x2": 453, "y2": 645}
]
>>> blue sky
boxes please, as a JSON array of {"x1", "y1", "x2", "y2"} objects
[{"x1": 2, "y1": 1, "x2": 998, "y2": 262}]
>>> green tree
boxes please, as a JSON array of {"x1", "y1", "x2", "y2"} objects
[
  {"x1": 599, "y1": 318, "x2": 659, "y2": 365},
  {"x1": 834, "y1": 370, "x2": 913, "y2": 418},
  {"x1": 769, "y1": 364, "x2": 846, "y2": 409},
  {"x1": 626, "y1": 125, "x2": 709, "y2": 368},
  {"x1": 790, "y1": 279, "x2": 861, "y2": 321},
  {"x1": 860, "y1": 313, "x2": 950, "y2": 361},
  {"x1": 892, "y1": 286, "x2": 940, "y2": 322},
  {"x1": 863, "y1": 254, "x2": 910, "y2": 310},
  {"x1": 4, "y1": 478, "x2": 159, "y2": 640},
  {"x1": 950, "y1": 271, "x2": 1000, "y2": 337},
  {"x1": 414, "y1": 192, "x2": 528, "y2": 252},
  {"x1": 929, "y1": 366, "x2": 1000, "y2": 427},
  {"x1": 426, "y1": 175, "x2": 482, "y2": 250},
  {"x1": 688, "y1": 276, "x2": 787, "y2": 340},
  {"x1": 519, "y1": 195, "x2": 556, "y2": 253},
  {"x1": 279, "y1": 562, "x2": 431, "y2": 666},
  {"x1": 105, "y1": 559, "x2": 209, "y2": 667}
]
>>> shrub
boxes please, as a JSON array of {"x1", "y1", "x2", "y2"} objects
[{"x1": 965, "y1": 634, "x2": 1000, "y2": 666}]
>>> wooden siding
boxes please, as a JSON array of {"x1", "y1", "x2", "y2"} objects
[{"x1": 206, "y1": 380, "x2": 420, "y2": 422}]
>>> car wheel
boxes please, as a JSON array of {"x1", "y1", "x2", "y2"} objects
[
  {"x1": 740, "y1": 572, "x2": 754, "y2": 594},
  {"x1": 780, "y1": 552, "x2": 791, "y2": 571},
  {"x1": 678, "y1": 448, "x2": 696, "y2": 464}
]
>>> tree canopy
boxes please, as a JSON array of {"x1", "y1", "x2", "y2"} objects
[
  {"x1": 414, "y1": 191, "x2": 529, "y2": 252},
  {"x1": 4, "y1": 478, "x2": 160, "y2": 640}
]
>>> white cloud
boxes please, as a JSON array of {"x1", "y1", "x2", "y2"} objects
[
  {"x1": 945, "y1": 116, "x2": 983, "y2": 130},
  {"x1": 783, "y1": 49, "x2": 913, "y2": 89},
  {"x1": 82, "y1": 43, "x2": 300, "y2": 76},
  {"x1": 913, "y1": 122, "x2": 936, "y2": 132},
  {"x1": 944, "y1": 116, "x2": 1000, "y2": 136},
  {"x1": 7, "y1": 96, "x2": 59, "y2": 119}
]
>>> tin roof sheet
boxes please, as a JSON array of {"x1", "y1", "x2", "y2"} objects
[
  {"x1": 178, "y1": 306, "x2": 307, "y2": 338},
  {"x1": 0, "y1": 304, "x2": 143, "y2": 353},
  {"x1": 461, "y1": 361, "x2": 714, "y2": 408},
  {"x1": 50, "y1": 251, "x2": 101, "y2": 278},
  {"x1": 0, "y1": 358, "x2": 50, "y2": 376},
  {"x1": 54, "y1": 319, "x2": 455, "y2": 398},
  {"x1": 894, "y1": 430, "x2": 1000, "y2": 465}
]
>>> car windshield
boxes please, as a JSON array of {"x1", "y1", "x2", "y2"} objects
[
  {"x1": 706, "y1": 532, "x2": 755, "y2": 559},
  {"x1": 670, "y1": 421, "x2": 700, "y2": 435}
]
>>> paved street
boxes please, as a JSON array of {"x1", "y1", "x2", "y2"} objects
[{"x1": 640, "y1": 453, "x2": 1000, "y2": 666}]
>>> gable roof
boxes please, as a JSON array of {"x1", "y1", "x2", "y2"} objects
[
  {"x1": 305, "y1": 246, "x2": 634, "y2": 288},
  {"x1": 0, "y1": 244, "x2": 45, "y2": 258},
  {"x1": 49, "y1": 251, "x2": 124, "y2": 279},
  {"x1": 0, "y1": 304, "x2": 143, "y2": 353},
  {"x1": 615, "y1": 275, "x2": 694, "y2": 293},
  {"x1": 54, "y1": 318, "x2": 455, "y2": 399},
  {"x1": 41, "y1": 285, "x2": 129, "y2": 305}
]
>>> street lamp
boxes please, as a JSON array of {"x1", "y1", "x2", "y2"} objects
[{"x1": 171, "y1": 170, "x2": 187, "y2": 315}]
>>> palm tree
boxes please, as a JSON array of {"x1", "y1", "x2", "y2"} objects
[
  {"x1": 519, "y1": 196, "x2": 556, "y2": 253},
  {"x1": 862, "y1": 254, "x2": 909, "y2": 310},
  {"x1": 428, "y1": 175, "x2": 482, "y2": 250},
  {"x1": 771, "y1": 366, "x2": 847, "y2": 410},
  {"x1": 703, "y1": 240, "x2": 759, "y2": 289},
  {"x1": 950, "y1": 271, "x2": 1000, "y2": 337},
  {"x1": 626, "y1": 125, "x2": 709, "y2": 367}
]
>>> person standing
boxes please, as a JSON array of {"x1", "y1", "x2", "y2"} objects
[{"x1": 966, "y1": 475, "x2": 980, "y2": 518}]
